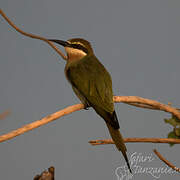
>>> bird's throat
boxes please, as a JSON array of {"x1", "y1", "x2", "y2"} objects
[{"x1": 65, "y1": 47, "x2": 87, "y2": 61}]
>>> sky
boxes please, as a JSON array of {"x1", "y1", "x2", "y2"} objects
[{"x1": 0, "y1": 0, "x2": 180, "y2": 179}]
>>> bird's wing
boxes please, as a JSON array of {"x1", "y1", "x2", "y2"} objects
[{"x1": 65, "y1": 55, "x2": 119, "y2": 129}]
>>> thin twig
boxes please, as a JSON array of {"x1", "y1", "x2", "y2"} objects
[
  {"x1": 0, "y1": 9, "x2": 67, "y2": 60},
  {"x1": 89, "y1": 138, "x2": 180, "y2": 145},
  {"x1": 153, "y1": 149, "x2": 180, "y2": 173}
]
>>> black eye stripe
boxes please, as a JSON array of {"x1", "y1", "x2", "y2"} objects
[{"x1": 71, "y1": 44, "x2": 88, "y2": 54}]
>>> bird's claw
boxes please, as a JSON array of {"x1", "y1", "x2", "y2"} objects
[{"x1": 84, "y1": 104, "x2": 90, "y2": 110}]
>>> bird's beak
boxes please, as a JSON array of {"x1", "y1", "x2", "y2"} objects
[{"x1": 48, "y1": 39, "x2": 70, "y2": 47}]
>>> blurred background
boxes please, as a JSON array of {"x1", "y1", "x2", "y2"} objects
[{"x1": 0, "y1": 0, "x2": 180, "y2": 179}]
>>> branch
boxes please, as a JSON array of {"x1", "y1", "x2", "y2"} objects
[
  {"x1": 0, "y1": 104, "x2": 84, "y2": 143},
  {"x1": 0, "y1": 9, "x2": 67, "y2": 60},
  {"x1": 113, "y1": 96, "x2": 180, "y2": 120},
  {"x1": 153, "y1": 149, "x2": 180, "y2": 173},
  {"x1": 89, "y1": 138, "x2": 180, "y2": 145},
  {"x1": 0, "y1": 96, "x2": 179, "y2": 143}
]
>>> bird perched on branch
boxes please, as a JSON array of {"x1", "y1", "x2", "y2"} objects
[{"x1": 49, "y1": 38, "x2": 131, "y2": 173}]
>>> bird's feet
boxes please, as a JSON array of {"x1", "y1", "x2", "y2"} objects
[{"x1": 84, "y1": 104, "x2": 90, "y2": 110}]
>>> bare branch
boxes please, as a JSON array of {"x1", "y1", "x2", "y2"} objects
[
  {"x1": 114, "y1": 96, "x2": 180, "y2": 120},
  {"x1": 0, "y1": 95, "x2": 179, "y2": 143},
  {"x1": 0, "y1": 9, "x2": 67, "y2": 60},
  {"x1": 153, "y1": 149, "x2": 180, "y2": 173},
  {"x1": 89, "y1": 138, "x2": 180, "y2": 145},
  {"x1": 0, "y1": 104, "x2": 84, "y2": 143}
]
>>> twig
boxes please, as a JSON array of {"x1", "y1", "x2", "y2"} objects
[
  {"x1": 0, "y1": 9, "x2": 67, "y2": 60},
  {"x1": 153, "y1": 149, "x2": 180, "y2": 173},
  {"x1": 89, "y1": 138, "x2": 180, "y2": 145}
]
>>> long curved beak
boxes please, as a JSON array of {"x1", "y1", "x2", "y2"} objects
[{"x1": 48, "y1": 39, "x2": 70, "y2": 47}]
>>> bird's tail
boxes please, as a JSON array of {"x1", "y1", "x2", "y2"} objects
[{"x1": 106, "y1": 122, "x2": 132, "y2": 173}]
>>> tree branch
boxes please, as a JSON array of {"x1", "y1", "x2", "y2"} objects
[
  {"x1": 113, "y1": 96, "x2": 180, "y2": 119},
  {"x1": 153, "y1": 149, "x2": 180, "y2": 173},
  {"x1": 89, "y1": 138, "x2": 180, "y2": 145},
  {"x1": 0, "y1": 96, "x2": 179, "y2": 143},
  {"x1": 0, "y1": 104, "x2": 84, "y2": 143},
  {"x1": 0, "y1": 9, "x2": 67, "y2": 60}
]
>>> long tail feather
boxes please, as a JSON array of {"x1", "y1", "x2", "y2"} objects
[{"x1": 106, "y1": 122, "x2": 132, "y2": 173}]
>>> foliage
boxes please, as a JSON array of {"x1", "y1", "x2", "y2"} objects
[{"x1": 164, "y1": 115, "x2": 180, "y2": 146}]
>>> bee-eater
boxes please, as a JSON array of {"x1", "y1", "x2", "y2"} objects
[{"x1": 49, "y1": 38, "x2": 131, "y2": 173}]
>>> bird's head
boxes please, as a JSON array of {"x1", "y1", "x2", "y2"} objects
[{"x1": 49, "y1": 38, "x2": 94, "y2": 61}]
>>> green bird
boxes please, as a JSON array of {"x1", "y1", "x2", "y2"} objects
[{"x1": 49, "y1": 38, "x2": 131, "y2": 173}]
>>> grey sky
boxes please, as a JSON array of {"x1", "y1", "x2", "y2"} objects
[{"x1": 0, "y1": 0, "x2": 180, "y2": 179}]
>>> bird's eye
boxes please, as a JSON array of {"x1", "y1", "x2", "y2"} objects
[{"x1": 71, "y1": 44, "x2": 88, "y2": 54}]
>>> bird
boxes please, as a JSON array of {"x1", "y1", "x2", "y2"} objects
[{"x1": 48, "y1": 38, "x2": 131, "y2": 173}]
